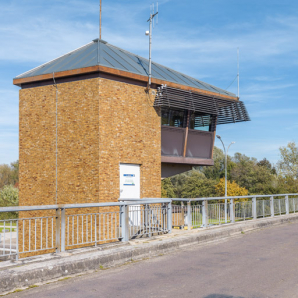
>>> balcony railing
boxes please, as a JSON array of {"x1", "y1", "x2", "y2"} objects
[{"x1": 161, "y1": 126, "x2": 214, "y2": 162}]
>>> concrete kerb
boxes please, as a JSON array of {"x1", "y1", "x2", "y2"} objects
[{"x1": 1, "y1": 213, "x2": 298, "y2": 295}]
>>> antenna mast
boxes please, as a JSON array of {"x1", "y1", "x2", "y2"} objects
[
  {"x1": 146, "y1": 3, "x2": 158, "y2": 88},
  {"x1": 237, "y1": 47, "x2": 239, "y2": 98},
  {"x1": 99, "y1": 0, "x2": 102, "y2": 40}
]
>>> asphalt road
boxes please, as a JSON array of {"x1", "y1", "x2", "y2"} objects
[{"x1": 8, "y1": 222, "x2": 298, "y2": 298}]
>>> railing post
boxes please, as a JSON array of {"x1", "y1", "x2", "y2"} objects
[
  {"x1": 55, "y1": 208, "x2": 61, "y2": 253},
  {"x1": 167, "y1": 202, "x2": 172, "y2": 234},
  {"x1": 270, "y1": 196, "x2": 274, "y2": 217},
  {"x1": 121, "y1": 205, "x2": 129, "y2": 242},
  {"x1": 187, "y1": 201, "x2": 191, "y2": 230},
  {"x1": 285, "y1": 195, "x2": 289, "y2": 215},
  {"x1": 144, "y1": 204, "x2": 148, "y2": 235},
  {"x1": 16, "y1": 220, "x2": 19, "y2": 261},
  {"x1": 60, "y1": 208, "x2": 66, "y2": 252},
  {"x1": 224, "y1": 199, "x2": 227, "y2": 223},
  {"x1": 230, "y1": 199, "x2": 235, "y2": 223},
  {"x1": 202, "y1": 200, "x2": 208, "y2": 228},
  {"x1": 252, "y1": 197, "x2": 257, "y2": 220}
]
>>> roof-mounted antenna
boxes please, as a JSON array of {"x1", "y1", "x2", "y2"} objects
[
  {"x1": 145, "y1": 2, "x2": 159, "y2": 89},
  {"x1": 237, "y1": 47, "x2": 240, "y2": 98},
  {"x1": 99, "y1": 0, "x2": 102, "y2": 40},
  {"x1": 97, "y1": 0, "x2": 102, "y2": 64}
]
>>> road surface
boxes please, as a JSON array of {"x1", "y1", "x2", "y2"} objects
[{"x1": 8, "y1": 222, "x2": 298, "y2": 298}]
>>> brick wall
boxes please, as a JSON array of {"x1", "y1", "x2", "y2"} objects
[
  {"x1": 18, "y1": 77, "x2": 161, "y2": 255},
  {"x1": 98, "y1": 78, "x2": 161, "y2": 203}
]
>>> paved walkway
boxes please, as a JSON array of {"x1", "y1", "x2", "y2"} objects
[{"x1": 7, "y1": 221, "x2": 298, "y2": 298}]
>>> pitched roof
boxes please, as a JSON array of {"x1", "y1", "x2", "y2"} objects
[{"x1": 15, "y1": 39, "x2": 235, "y2": 97}]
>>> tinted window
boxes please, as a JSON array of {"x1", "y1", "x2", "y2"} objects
[
  {"x1": 189, "y1": 112, "x2": 212, "y2": 131},
  {"x1": 161, "y1": 108, "x2": 187, "y2": 128}
]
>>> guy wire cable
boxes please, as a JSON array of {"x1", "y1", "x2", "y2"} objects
[{"x1": 53, "y1": 72, "x2": 58, "y2": 205}]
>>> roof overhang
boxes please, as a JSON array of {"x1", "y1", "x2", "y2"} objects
[{"x1": 13, "y1": 65, "x2": 238, "y2": 101}]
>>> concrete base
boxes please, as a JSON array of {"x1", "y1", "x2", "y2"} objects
[{"x1": 1, "y1": 214, "x2": 298, "y2": 295}]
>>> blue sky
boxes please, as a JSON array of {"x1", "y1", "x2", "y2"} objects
[{"x1": 0, "y1": 0, "x2": 298, "y2": 165}]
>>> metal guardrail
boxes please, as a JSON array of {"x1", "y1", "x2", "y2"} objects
[
  {"x1": 0, "y1": 194, "x2": 298, "y2": 260},
  {"x1": 169, "y1": 194, "x2": 298, "y2": 230},
  {"x1": 0, "y1": 199, "x2": 172, "y2": 260}
]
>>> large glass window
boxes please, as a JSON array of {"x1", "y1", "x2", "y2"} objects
[
  {"x1": 161, "y1": 108, "x2": 213, "y2": 131},
  {"x1": 189, "y1": 112, "x2": 212, "y2": 132},
  {"x1": 161, "y1": 108, "x2": 187, "y2": 128}
]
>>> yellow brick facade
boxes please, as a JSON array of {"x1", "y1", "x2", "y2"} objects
[
  {"x1": 19, "y1": 77, "x2": 161, "y2": 207},
  {"x1": 18, "y1": 77, "x2": 161, "y2": 256}
]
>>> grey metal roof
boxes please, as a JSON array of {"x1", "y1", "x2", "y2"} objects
[{"x1": 15, "y1": 39, "x2": 236, "y2": 97}]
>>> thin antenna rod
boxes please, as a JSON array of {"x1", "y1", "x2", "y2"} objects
[
  {"x1": 99, "y1": 0, "x2": 102, "y2": 40},
  {"x1": 147, "y1": 2, "x2": 158, "y2": 87},
  {"x1": 237, "y1": 47, "x2": 239, "y2": 98}
]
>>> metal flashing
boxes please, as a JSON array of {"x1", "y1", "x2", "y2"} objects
[{"x1": 15, "y1": 39, "x2": 236, "y2": 97}]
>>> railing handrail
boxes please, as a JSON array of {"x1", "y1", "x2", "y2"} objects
[
  {"x1": 1, "y1": 194, "x2": 297, "y2": 213},
  {"x1": 163, "y1": 193, "x2": 298, "y2": 202},
  {"x1": 0, "y1": 199, "x2": 172, "y2": 213}
]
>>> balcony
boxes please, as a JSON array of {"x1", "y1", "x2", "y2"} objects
[{"x1": 161, "y1": 126, "x2": 214, "y2": 164}]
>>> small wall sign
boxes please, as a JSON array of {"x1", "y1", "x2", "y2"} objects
[{"x1": 123, "y1": 174, "x2": 135, "y2": 186}]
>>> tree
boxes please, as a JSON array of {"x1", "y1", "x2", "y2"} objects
[
  {"x1": 230, "y1": 153, "x2": 278, "y2": 194},
  {"x1": 201, "y1": 147, "x2": 225, "y2": 180},
  {"x1": 0, "y1": 160, "x2": 19, "y2": 189},
  {"x1": 201, "y1": 146, "x2": 235, "y2": 181},
  {"x1": 0, "y1": 185, "x2": 19, "y2": 207},
  {"x1": 277, "y1": 142, "x2": 298, "y2": 178},
  {"x1": 215, "y1": 178, "x2": 248, "y2": 197},
  {"x1": 180, "y1": 170, "x2": 218, "y2": 198},
  {"x1": 169, "y1": 173, "x2": 189, "y2": 198},
  {"x1": 257, "y1": 158, "x2": 277, "y2": 175},
  {"x1": 10, "y1": 160, "x2": 19, "y2": 187},
  {"x1": 161, "y1": 178, "x2": 175, "y2": 198}
]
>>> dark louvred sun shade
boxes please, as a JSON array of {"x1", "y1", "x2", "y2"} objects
[{"x1": 154, "y1": 86, "x2": 250, "y2": 125}]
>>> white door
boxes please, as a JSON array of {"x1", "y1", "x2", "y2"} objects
[{"x1": 120, "y1": 164, "x2": 141, "y2": 226}]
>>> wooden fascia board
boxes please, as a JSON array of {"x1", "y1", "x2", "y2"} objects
[
  {"x1": 161, "y1": 156, "x2": 214, "y2": 166},
  {"x1": 13, "y1": 65, "x2": 238, "y2": 101}
]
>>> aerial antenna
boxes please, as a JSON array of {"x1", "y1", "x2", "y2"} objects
[
  {"x1": 237, "y1": 47, "x2": 239, "y2": 98},
  {"x1": 99, "y1": 0, "x2": 102, "y2": 40},
  {"x1": 145, "y1": 2, "x2": 159, "y2": 89}
]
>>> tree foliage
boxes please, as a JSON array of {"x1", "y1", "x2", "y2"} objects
[
  {"x1": 180, "y1": 171, "x2": 218, "y2": 198},
  {"x1": 215, "y1": 177, "x2": 248, "y2": 197},
  {"x1": 161, "y1": 144, "x2": 298, "y2": 198},
  {"x1": 277, "y1": 142, "x2": 298, "y2": 178},
  {"x1": 0, "y1": 160, "x2": 19, "y2": 189},
  {"x1": 0, "y1": 185, "x2": 19, "y2": 207},
  {"x1": 161, "y1": 178, "x2": 175, "y2": 198},
  {"x1": 230, "y1": 153, "x2": 278, "y2": 194}
]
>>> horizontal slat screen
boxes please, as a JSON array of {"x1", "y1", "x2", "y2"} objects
[{"x1": 154, "y1": 86, "x2": 250, "y2": 125}]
